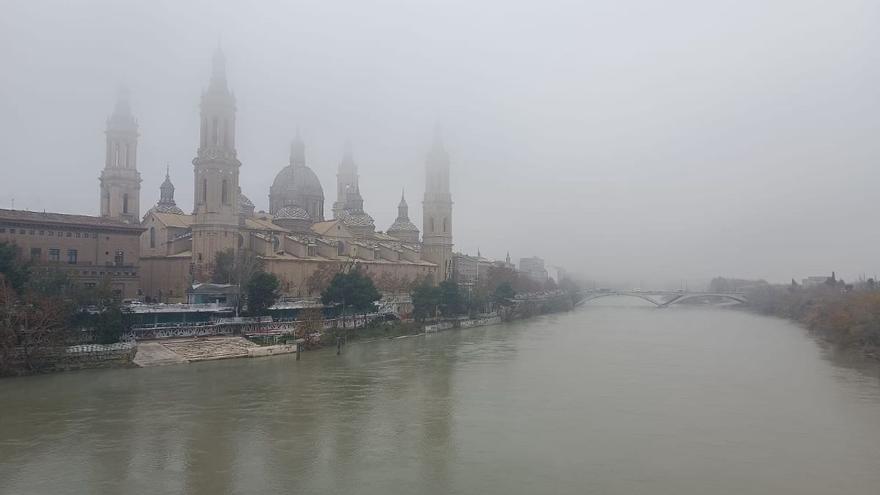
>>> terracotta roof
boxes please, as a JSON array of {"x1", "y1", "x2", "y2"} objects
[
  {"x1": 0, "y1": 208, "x2": 144, "y2": 231},
  {"x1": 244, "y1": 217, "x2": 287, "y2": 232},
  {"x1": 151, "y1": 212, "x2": 194, "y2": 229},
  {"x1": 311, "y1": 220, "x2": 341, "y2": 236}
]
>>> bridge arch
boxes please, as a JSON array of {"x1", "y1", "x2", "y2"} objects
[
  {"x1": 577, "y1": 291, "x2": 748, "y2": 308},
  {"x1": 578, "y1": 292, "x2": 663, "y2": 307},
  {"x1": 657, "y1": 293, "x2": 747, "y2": 308}
]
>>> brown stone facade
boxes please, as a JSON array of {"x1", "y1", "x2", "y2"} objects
[{"x1": 0, "y1": 209, "x2": 144, "y2": 299}]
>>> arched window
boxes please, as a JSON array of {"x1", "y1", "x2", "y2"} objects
[
  {"x1": 123, "y1": 193, "x2": 129, "y2": 214},
  {"x1": 149, "y1": 227, "x2": 156, "y2": 248},
  {"x1": 224, "y1": 118, "x2": 231, "y2": 147},
  {"x1": 442, "y1": 217, "x2": 447, "y2": 233},
  {"x1": 201, "y1": 117, "x2": 207, "y2": 148},
  {"x1": 337, "y1": 241, "x2": 345, "y2": 256},
  {"x1": 221, "y1": 179, "x2": 228, "y2": 205},
  {"x1": 212, "y1": 116, "x2": 219, "y2": 145},
  {"x1": 115, "y1": 143, "x2": 121, "y2": 167},
  {"x1": 125, "y1": 144, "x2": 131, "y2": 168},
  {"x1": 202, "y1": 178, "x2": 208, "y2": 204},
  {"x1": 430, "y1": 217, "x2": 435, "y2": 233}
]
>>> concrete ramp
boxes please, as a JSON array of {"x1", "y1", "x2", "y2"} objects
[{"x1": 133, "y1": 342, "x2": 188, "y2": 367}]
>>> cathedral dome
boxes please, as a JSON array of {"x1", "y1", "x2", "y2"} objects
[
  {"x1": 269, "y1": 135, "x2": 325, "y2": 221},
  {"x1": 271, "y1": 165, "x2": 324, "y2": 199}
]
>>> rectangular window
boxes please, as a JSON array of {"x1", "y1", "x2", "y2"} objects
[
  {"x1": 30, "y1": 247, "x2": 41, "y2": 261},
  {"x1": 92, "y1": 233, "x2": 98, "y2": 239},
  {"x1": 75, "y1": 232, "x2": 81, "y2": 238},
  {"x1": 48, "y1": 231, "x2": 54, "y2": 236},
  {"x1": 49, "y1": 248, "x2": 60, "y2": 262},
  {"x1": 66, "y1": 232, "x2": 71, "y2": 237},
  {"x1": 0, "y1": 228, "x2": 5, "y2": 233},
  {"x1": 84, "y1": 282, "x2": 96, "y2": 289},
  {"x1": 38, "y1": 230, "x2": 44, "y2": 236},
  {"x1": 57, "y1": 231, "x2": 63, "y2": 237},
  {"x1": 29, "y1": 230, "x2": 34, "y2": 235},
  {"x1": 114, "y1": 250, "x2": 124, "y2": 266},
  {"x1": 67, "y1": 249, "x2": 77, "y2": 264}
]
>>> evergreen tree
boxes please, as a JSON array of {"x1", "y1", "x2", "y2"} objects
[
  {"x1": 411, "y1": 280, "x2": 441, "y2": 321},
  {"x1": 246, "y1": 271, "x2": 280, "y2": 316},
  {"x1": 321, "y1": 268, "x2": 381, "y2": 314}
]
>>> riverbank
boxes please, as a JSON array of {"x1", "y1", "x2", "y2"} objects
[
  {"x1": 743, "y1": 284, "x2": 880, "y2": 360},
  {"x1": 0, "y1": 293, "x2": 579, "y2": 376}
]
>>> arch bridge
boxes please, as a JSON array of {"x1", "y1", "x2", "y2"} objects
[{"x1": 576, "y1": 290, "x2": 747, "y2": 308}]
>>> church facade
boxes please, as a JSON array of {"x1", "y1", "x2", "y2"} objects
[{"x1": 136, "y1": 49, "x2": 452, "y2": 302}]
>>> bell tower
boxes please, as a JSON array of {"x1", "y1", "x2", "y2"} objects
[
  {"x1": 191, "y1": 46, "x2": 241, "y2": 278},
  {"x1": 99, "y1": 86, "x2": 141, "y2": 223},
  {"x1": 422, "y1": 127, "x2": 453, "y2": 281},
  {"x1": 333, "y1": 140, "x2": 358, "y2": 219}
]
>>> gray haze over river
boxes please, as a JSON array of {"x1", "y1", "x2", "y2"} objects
[{"x1": 2, "y1": 301, "x2": 880, "y2": 494}]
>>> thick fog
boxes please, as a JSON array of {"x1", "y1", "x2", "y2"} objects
[{"x1": 1, "y1": 0, "x2": 879, "y2": 287}]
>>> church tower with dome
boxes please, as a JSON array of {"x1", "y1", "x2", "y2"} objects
[
  {"x1": 422, "y1": 128, "x2": 454, "y2": 281},
  {"x1": 387, "y1": 190, "x2": 420, "y2": 243},
  {"x1": 190, "y1": 46, "x2": 242, "y2": 276},
  {"x1": 269, "y1": 132, "x2": 324, "y2": 222},
  {"x1": 149, "y1": 167, "x2": 184, "y2": 215}
]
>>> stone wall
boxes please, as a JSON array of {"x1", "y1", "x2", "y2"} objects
[{"x1": 1, "y1": 342, "x2": 137, "y2": 376}]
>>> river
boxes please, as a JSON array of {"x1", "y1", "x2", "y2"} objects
[{"x1": 2, "y1": 300, "x2": 880, "y2": 494}]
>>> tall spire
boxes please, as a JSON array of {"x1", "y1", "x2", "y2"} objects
[
  {"x1": 100, "y1": 85, "x2": 141, "y2": 221},
  {"x1": 333, "y1": 139, "x2": 359, "y2": 219},
  {"x1": 192, "y1": 46, "x2": 241, "y2": 277},
  {"x1": 339, "y1": 139, "x2": 356, "y2": 171},
  {"x1": 108, "y1": 84, "x2": 136, "y2": 130},
  {"x1": 422, "y1": 124, "x2": 453, "y2": 281},
  {"x1": 160, "y1": 165, "x2": 175, "y2": 203},
  {"x1": 432, "y1": 123, "x2": 444, "y2": 152},
  {"x1": 290, "y1": 129, "x2": 305, "y2": 167},
  {"x1": 209, "y1": 44, "x2": 227, "y2": 92},
  {"x1": 398, "y1": 188, "x2": 408, "y2": 215}
]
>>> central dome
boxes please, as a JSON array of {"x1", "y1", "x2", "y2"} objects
[
  {"x1": 271, "y1": 165, "x2": 323, "y2": 199},
  {"x1": 268, "y1": 135, "x2": 325, "y2": 222}
]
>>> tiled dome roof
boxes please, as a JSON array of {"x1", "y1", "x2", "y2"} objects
[
  {"x1": 388, "y1": 217, "x2": 419, "y2": 232},
  {"x1": 339, "y1": 209, "x2": 375, "y2": 228},
  {"x1": 151, "y1": 203, "x2": 185, "y2": 215},
  {"x1": 275, "y1": 205, "x2": 311, "y2": 221}
]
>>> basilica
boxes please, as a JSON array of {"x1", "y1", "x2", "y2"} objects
[{"x1": 101, "y1": 48, "x2": 453, "y2": 302}]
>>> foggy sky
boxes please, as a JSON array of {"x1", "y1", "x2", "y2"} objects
[{"x1": 2, "y1": 0, "x2": 879, "y2": 288}]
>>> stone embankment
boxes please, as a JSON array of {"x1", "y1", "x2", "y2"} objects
[
  {"x1": 2, "y1": 342, "x2": 138, "y2": 376},
  {"x1": 132, "y1": 336, "x2": 298, "y2": 368}
]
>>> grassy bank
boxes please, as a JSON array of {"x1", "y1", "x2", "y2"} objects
[{"x1": 745, "y1": 284, "x2": 880, "y2": 358}]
